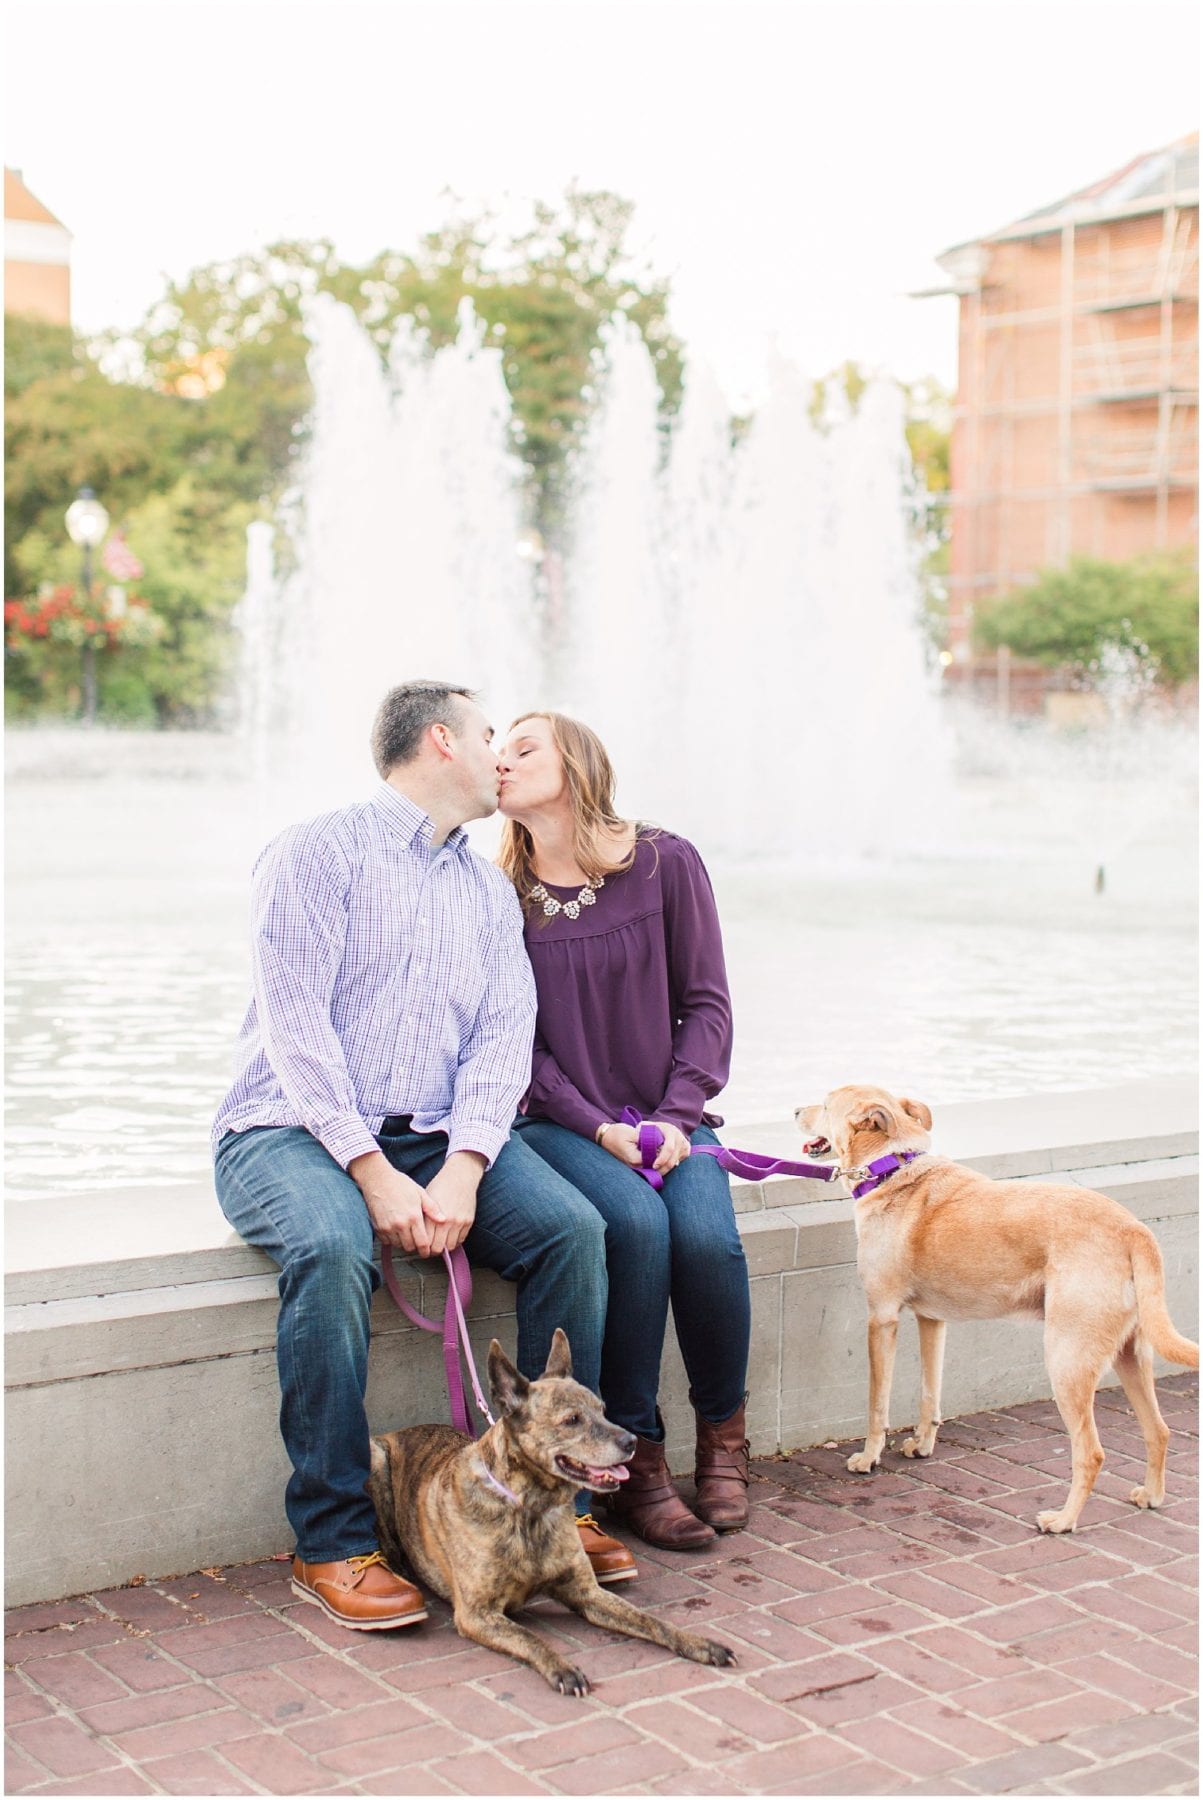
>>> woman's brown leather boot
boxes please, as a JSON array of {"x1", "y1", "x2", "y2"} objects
[
  {"x1": 606, "y1": 1433, "x2": 716, "y2": 1550},
  {"x1": 693, "y1": 1400, "x2": 750, "y2": 1532}
]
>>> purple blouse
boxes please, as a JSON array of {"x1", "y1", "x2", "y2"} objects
[{"x1": 521, "y1": 831, "x2": 733, "y2": 1138}]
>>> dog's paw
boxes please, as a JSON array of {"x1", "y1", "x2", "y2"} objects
[
  {"x1": 846, "y1": 1450, "x2": 878, "y2": 1474},
  {"x1": 701, "y1": 1639, "x2": 737, "y2": 1668},
  {"x1": 900, "y1": 1435, "x2": 934, "y2": 1459},
  {"x1": 1129, "y1": 1485, "x2": 1164, "y2": 1511},
  {"x1": 1036, "y1": 1509, "x2": 1077, "y2": 1535},
  {"x1": 550, "y1": 1664, "x2": 592, "y2": 1697}
]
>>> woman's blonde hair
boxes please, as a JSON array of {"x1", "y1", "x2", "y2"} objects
[{"x1": 497, "y1": 711, "x2": 641, "y2": 911}]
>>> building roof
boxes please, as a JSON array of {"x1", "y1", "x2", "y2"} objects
[
  {"x1": 1002, "y1": 134, "x2": 1198, "y2": 239},
  {"x1": 4, "y1": 168, "x2": 66, "y2": 228},
  {"x1": 922, "y1": 135, "x2": 1199, "y2": 290}
]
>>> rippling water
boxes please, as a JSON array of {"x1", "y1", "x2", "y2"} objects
[{"x1": 5, "y1": 726, "x2": 1196, "y2": 1200}]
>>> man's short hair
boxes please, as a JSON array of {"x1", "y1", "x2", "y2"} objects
[{"x1": 371, "y1": 681, "x2": 477, "y2": 777}]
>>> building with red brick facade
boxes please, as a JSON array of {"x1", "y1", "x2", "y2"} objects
[
  {"x1": 4, "y1": 168, "x2": 71, "y2": 325},
  {"x1": 921, "y1": 136, "x2": 1198, "y2": 670}
]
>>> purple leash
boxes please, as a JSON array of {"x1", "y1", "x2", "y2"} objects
[
  {"x1": 619, "y1": 1107, "x2": 843, "y2": 1192},
  {"x1": 379, "y1": 1244, "x2": 494, "y2": 1437}
]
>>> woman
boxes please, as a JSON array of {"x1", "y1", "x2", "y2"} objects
[{"x1": 498, "y1": 711, "x2": 752, "y2": 1552}]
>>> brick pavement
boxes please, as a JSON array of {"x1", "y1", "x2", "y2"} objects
[{"x1": 6, "y1": 1377, "x2": 1197, "y2": 1797}]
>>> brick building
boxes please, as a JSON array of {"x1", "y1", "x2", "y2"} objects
[
  {"x1": 4, "y1": 168, "x2": 71, "y2": 325},
  {"x1": 920, "y1": 136, "x2": 1198, "y2": 670}
]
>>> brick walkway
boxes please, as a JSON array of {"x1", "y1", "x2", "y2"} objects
[{"x1": 6, "y1": 1377, "x2": 1197, "y2": 1797}]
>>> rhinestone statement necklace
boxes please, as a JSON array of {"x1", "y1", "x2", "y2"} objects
[{"x1": 528, "y1": 876, "x2": 604, "y2": 920}]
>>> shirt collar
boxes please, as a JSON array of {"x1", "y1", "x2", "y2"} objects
[{"x1": 371, "y1": 782, "x2": 470, "y2": 857}]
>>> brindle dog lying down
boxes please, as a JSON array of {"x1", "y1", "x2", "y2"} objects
[{"x1": 369, "y1": 1329, "x2": 736, "y2": 1695}]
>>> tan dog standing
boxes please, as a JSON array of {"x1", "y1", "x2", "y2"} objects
[
  {"x1": 796, "y1": 1084, "x2": 1198, "y2": 1534},
  {"x1": 369, "y1": 1330, "x2": 736, "y2": 1695}
]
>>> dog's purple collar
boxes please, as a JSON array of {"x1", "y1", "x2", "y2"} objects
[{"x1": 846, "y1": 1150, "x2": 925, "y2": 1199}]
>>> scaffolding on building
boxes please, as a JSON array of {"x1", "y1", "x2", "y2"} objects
[{"x1": 914, "y1": 135, "x2": 1199, "y2": 668}]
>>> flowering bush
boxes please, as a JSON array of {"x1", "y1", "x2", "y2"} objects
[
  {"x1": 5, "y1": 585, "x2": 162, "y2": 654},
  {"x1": 4, "y1": 585, "x2": 165, "y2": 721}
]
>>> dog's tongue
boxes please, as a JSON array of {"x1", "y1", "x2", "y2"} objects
[{"x1": 589, "y1": 1463, "x2": 629, "y2": 1484}]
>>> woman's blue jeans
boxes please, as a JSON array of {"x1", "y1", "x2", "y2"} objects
[
  {"x1": 214, "y1": 1120, "x2": 608, "y2": 1563},
  {"x1": 514, "y1": 1118, "x2": 751, "y2": 1441}
]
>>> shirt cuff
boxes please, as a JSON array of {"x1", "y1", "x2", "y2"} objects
[
  {"x1": 313, "y1": 1114, "x2": 381, "y2": 1171},
  {"x1": 655, "y1": 1077, "x2": 710, "y2": 1136},
  {"x1": 447, "y1": 1119, "x2": 511, "y2": 1169}
]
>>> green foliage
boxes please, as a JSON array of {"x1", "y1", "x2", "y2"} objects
[
  {"x1": 7, "y1": 189, "x2": 961, "y2": 722},
  {"x1": 116, "y1": 480, "x2": 255, "y2": 723},
  {"x1": 4, "y1": 314, "x2": 77, "y2": 397},
  {"x1": 6, "y1": 190, "x2": 689, "y2": 724},
  {"x1": 902, "y1": 375, "x2": 951, "y2": 497},
  {"x1": 96, "y1": 662, "x2": 159, "y2": 726},
  {"x1": 974, "y1": 555, "x2": 1199, "y2": 686},
  {"x1": 4, "y1": 332, "x2": 194, "y2": 595},
  {"x1": 104, "y1": 191, "x2": 684, "y2": 536}
]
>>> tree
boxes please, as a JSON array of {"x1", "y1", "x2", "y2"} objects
[
  {"x1": 110, "y1": 479, "x2": 255, "y2": 723},
  {"x1": 106, "y1": 191, "x2": 684, "y2": 537},
  {"x1": 4, "y1": 313, "x2": 76, "y2": 398},
  {"x1": 7, "y1": 193, "x2": 688, "y2": 723},
  {"x1": 974, "y1": 555, "x2": 1199, "y2": 686},
  {"x1": 4, "y1": 321, "x2": 194, "y2": 596}
]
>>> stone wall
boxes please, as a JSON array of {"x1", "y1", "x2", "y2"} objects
[{"x1": 5, "y1": 1078, "x2": 1197, "y2": 1608}]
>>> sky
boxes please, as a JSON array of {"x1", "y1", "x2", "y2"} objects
[{"x1": 4, "y1": 0, "x2": 1198, "y2": 404}]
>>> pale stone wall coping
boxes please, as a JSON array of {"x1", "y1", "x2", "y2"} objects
[
  {"x1": 5, "y1": 1078, "x2": 1197, "y2": 1607},
  {"x1": 6, "y1": 1076, "x2": 1197, "y2": 1308}
]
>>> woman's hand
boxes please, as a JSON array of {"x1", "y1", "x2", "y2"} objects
[
  {"x1": 596, "y1": 1123, "x2": 643, "y2": 1168},
  {"x1": 644, "y1": 1121, "x2": 691, "y2": 1173}
]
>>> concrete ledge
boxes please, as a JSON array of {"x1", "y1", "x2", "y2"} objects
[{"x1": 5, "y1": 1078, "x2": 1198, "y2": 1607}]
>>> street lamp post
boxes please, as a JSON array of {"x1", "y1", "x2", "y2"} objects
[{"x1": 64, "y1": 487, "x2": 109, "y2": 725}]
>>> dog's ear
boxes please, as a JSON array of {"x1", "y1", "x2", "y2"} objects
[
  {"x1": 542, "y1": 1328, "x2": 573, "y2": 1381},
  {"x1": 851, "y1": 1104, "x2": 892, "y2": 1135},
  {"x1": 487, "y1": 1339, "x2": 530, "y2": 1414},
  {"x1": 899, "y1": 1096, "x2": 932, "y2": 1130}
]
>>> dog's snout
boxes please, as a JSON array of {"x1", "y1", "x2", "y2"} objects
[{"x1": 616, "y1": 1429, "x2": 636, "y2": 1458}]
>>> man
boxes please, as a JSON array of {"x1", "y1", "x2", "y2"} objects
[{"x1": 213, "y1": 681, "x2": 634, "y2": 1630}]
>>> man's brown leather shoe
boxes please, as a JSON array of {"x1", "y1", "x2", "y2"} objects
[
  {"x1": 577, "y1": 1513, "x2": 638, "y2": 1583},
  {"x1": 291, "y1": 1552, "x2": 427, "y2": 1630}
]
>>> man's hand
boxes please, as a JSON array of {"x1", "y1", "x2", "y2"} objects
[
  {"x1": 424, "y1": 1151, "x2": 487, "y2": 1256},
  {"x1": 349, "y1": 1151, "x2": 444, "y2": 1257}
]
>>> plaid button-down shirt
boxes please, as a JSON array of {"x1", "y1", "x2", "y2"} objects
[{"x1": 213, "y1": 783, "x2": 536, "y2": 1170}]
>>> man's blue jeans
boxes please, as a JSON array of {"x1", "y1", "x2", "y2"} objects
[
  {"x1": 514, "y1": 1118, "x2": 752, "y2": 1440},
  {"x1": 214, "y1": 1120, "x2": 608, "y2": 1563}
]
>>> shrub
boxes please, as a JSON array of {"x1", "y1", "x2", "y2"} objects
[{"x1": 974, "y1": 555, "x2": 1199, "y2": 686}]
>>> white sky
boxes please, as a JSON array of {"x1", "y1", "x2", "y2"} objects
[{"x1": 5, "y1": 0, "x2": 1198, "y2": 403}]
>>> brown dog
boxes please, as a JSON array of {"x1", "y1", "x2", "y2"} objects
[
  {"x1": 369, "y1": 1330, "x2": 736, "y2": 1694},
  {"x1": 796, "y1": 1084, "x2": 1198, "y2": 1534}
]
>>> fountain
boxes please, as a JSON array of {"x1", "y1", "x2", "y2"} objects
[
  {"x1": 240, "y1": 294, "x2": 540, "y2": 816},
  {"x1": 5, "y1": 297, "x2": 1194, "y2": 1202},
  {"x1": 240, "y1": 297, "x2": 951, "y2": 853}
]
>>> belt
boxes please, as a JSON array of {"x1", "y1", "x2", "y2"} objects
[{"x1": 379, "y1": 1113, "x2": 416, "y2": 1134}]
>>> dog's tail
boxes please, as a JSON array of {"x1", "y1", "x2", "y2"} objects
[{"x1": 1131, "y1": 1231, "x2": 1199, "y2": 1368}]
